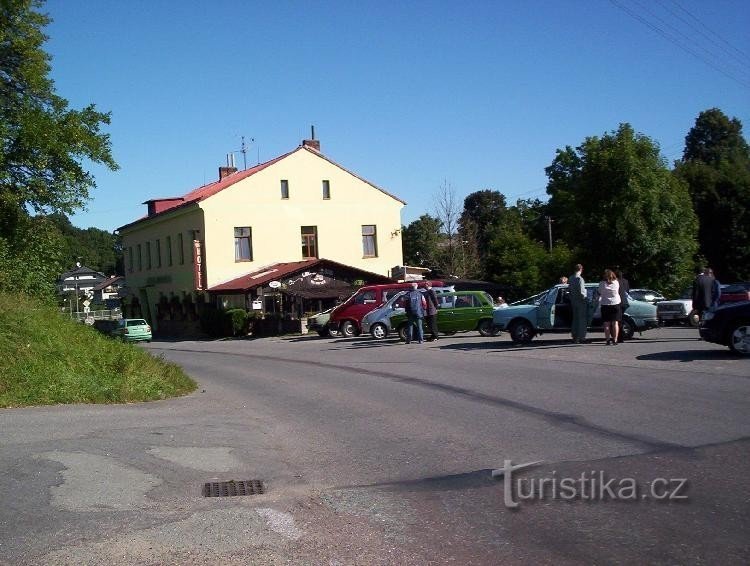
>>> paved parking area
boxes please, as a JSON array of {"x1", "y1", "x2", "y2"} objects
[{"x1": 1, "y1": 325, "x2": 747, "y2": 564}]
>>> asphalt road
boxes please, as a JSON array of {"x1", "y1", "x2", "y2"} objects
[{"x1": 1, "y1": 327, "x2": 748, "y2": 565}]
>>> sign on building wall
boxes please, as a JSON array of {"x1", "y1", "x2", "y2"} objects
[{"x1": 193, "y1": 240, "x2": 205, "y2": 290}]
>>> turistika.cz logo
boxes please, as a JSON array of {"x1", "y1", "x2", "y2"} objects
[{"x1": 492, "y1": 460, "x2": 689, "y2": 509}]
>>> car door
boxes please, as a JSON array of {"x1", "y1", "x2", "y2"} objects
[
  {"x1": 453, "y1": 293, "x2": 479, "y2": 331},
  {"x1": 537, "y1": 288, "x2": 557, "y2": 329},
  {"x1": 436, "y1": 293, "x2": 459, "y2": 332}
]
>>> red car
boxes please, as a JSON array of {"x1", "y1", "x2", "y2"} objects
[{"x1": 719, "y1": 283, "x2": 750, "y2": 304}]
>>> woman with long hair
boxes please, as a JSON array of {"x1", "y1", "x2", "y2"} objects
[{"x1": 598, "y1": 269, "x2": 621, "y2": 345}]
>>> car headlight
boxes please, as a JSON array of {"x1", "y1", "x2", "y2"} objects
[{"x1": 702, "y1": 311, "x2": 715, "y2": 321}]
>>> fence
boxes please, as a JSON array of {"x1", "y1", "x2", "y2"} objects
[{"x1": 62, "y1": 309, "x2": 122, "y2": 323}]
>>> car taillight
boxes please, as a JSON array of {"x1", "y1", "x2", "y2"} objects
[{"x1": 146, "y1": 326, "x2": 151, "y2": 332}]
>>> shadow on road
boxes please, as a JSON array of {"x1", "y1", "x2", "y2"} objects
[{"x1": 637, "y1": 349, "x2": 743, "y2": 363}]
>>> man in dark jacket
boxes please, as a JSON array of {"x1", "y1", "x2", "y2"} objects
[
  {"x1": 404, "y1": 283, "x2": 425, "y2": 344},
  {"x1": 692, "y1": 267, "x2": 715, "y2": 320},
  {"x1": 424, "y1": 282, "x2": 440, "y2": 341},
  {"x1": 616, "y1": 269, "x2": 630, "y2": 343}
]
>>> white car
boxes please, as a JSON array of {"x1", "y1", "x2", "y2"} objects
[{"x1": 656, "y1": 289, "x2": 698, "y2": 327}]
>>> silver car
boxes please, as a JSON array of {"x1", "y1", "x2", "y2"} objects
[{"x1": 361, "y1": 286, "x2": 454, "y2": 339}]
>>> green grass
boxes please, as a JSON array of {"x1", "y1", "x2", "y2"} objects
[{"x1": 0, "y1": 292, "x2": 196, "y2": 407}]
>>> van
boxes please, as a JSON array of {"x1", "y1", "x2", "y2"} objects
[{"x1": 328, "y1": 280, "x2": 447, "y2": 337}]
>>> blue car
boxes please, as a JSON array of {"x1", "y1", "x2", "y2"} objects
[{"x1": 493, "y1": 284, "x2": 659, "y2": 344}]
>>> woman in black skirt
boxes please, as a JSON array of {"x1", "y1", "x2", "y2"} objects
[{"x1": 598, "y1": 269, "x2": 621, "y2": 345}]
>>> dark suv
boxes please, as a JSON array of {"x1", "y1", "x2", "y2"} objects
[{"x1": 699, "y1": 301, "x2": 750, "y2": 355}]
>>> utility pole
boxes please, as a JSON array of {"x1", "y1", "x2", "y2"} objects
[{"x1": 545, "y1": 216, "x2": 554, "y2": 252}]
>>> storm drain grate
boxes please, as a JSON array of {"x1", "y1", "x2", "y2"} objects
[{"x1": 202, "y1": 480, "x2": 266, "y2": 497}]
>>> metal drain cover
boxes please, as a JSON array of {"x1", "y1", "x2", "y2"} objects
[{"x1": 202, "y1": 480, "x2": 266, "y2": 497}]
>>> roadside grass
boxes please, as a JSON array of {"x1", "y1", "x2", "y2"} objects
[{"x1": 0, "y1": 292, "x2": 196, "y2": 408}]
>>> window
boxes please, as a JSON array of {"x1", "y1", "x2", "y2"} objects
[
  {"x1": 137, "y1": 244, "x2": 142, "y2": 271},
  {"x1": 178, "y1": 233, "x2": 184, "y2": 265},
  {"x1": 155, "y1": 239, "x2": 161, "y2": 268},
  {"x1": 146, "y1": 241, "x2": 152, "y2": 269},
  {"x1": 166, "y1": 236, "x2": 172, "y2": 266},
  {"x1": 301, "y1": 226, "x2": 318, "y2": 259},
  {"x1": 354, "y1": 290, "x2": 377, "y2": 304},
  {"x1": 234, "y1": 227, "x2": 253, "y2": 261},
  {"x1": 281, "y1": 179, "x2": 289, "y2": 199},
  {"x1": 322, "y1": 180, "x2": 330, "y2": 199},
  {"x1": 128, "y1": 247, "x2": 134, "y2": 272},
  {"x1": 362, "y1": 225, "x2": 378, "y2": 257}
]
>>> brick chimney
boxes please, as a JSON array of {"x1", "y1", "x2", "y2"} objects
[
  {"x1": 219, "y1": 166, "x2": 238, "y2": 180},
  {"x1": 302, "y1": 125, "x2": 320, "y2": 152},
  {"x1": 302, "y1": 139, "x2": 320, "y2": 152}
]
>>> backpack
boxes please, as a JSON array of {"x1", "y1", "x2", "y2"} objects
[{"x1": 406, "y1": 291, "x2": 426, "y2": 316}]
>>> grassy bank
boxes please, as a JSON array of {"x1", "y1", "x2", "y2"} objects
[{"x1": 0, "y1": 293, "x2": 196, "y2": 408}]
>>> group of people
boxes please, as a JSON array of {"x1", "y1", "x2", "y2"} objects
[
  {"x1": 403, "y1": 282, "x2": 439, "y2": 344},
  {"x1": 568, "y1": 263, "x2": 630, "y2": 345}
]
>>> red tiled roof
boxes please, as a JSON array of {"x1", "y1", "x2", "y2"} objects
[
  {"x1": 117, "y1": 144, "x2": 406, "y2": 232},
  {"x1": 208, "y1": 258, "x2": 392, "y2": 292}
]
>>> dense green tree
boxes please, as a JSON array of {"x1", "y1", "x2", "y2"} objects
[
  {"x1": 458, "y1": 190, "x2": 508, "y2": 277},
  {"x1": 545, "y1": 123, "x2": 697, "y2": 294},
  {"x1": 0, "y1": 0, "x2": 117, "y2": 297},
  {"x1": 47, "y1": 213, "x2": 121, "y2": 275},
  {"x1": 675, "y1": 109, "x2": 750, "y2": 281},
  {"x1": 401, "y1": 214, "x2": 442, "y2": 268}
]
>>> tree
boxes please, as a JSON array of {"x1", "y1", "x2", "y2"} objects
[
  {"x1": 459, "y1": 189, "x2": 508, "y2": 277},
  {"x1": 675, "y1": 109, "x2": 750, "y2": 281},
  {"x1": 47, "y1": 213, "x2": 122, "y2": 275},
  {"x1": 0, "y1": 0, "x2": 117, "y2": 297},
  {"x1": 401, "y1": 214, "x2": 442, "y2": 268},
  {"x1": 545, "y1": 123, "x2": 697, "y2": 294}
]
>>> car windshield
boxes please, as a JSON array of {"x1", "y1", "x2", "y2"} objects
[{"x1": 126, "y1": 319, "x2": 147, "y2": 326}]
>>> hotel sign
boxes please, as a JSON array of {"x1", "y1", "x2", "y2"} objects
[{"x1": 193, "y1": 240, "x2": 205, "y2": 290}]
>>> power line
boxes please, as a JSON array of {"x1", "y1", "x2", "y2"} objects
[
  {"x1": 608, "y1": 0, "x2": 750, "y2": 89},
  {"x1": 663, "y1": 0, "x2": 750, "y2": 66}
]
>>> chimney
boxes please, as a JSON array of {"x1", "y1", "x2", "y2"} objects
[
  {"x1": 219, "y1": 166, "x2": 238, "y2": 180},
  {"x1": 302, "y1": 125, "x2": 320, "y2": 151},
  {"x1": 302, "y1": 139, "x2": 320, "y2": 151},
  {"x1": 219, "y1": 153, "x2": 238, "y2": 179}
]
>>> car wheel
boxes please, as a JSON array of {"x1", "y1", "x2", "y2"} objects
[
  {"x1": 340, "y1": 320, "x2": 356, "y2": 338},
  {"x1": 477, "y1": 319, "x2": 495, "y2": 337},
  {"x1": 509, "y1": 320, "x2": 534, "y2": 344},
  {"x1": 688, "y1": 310, "x2": 700, "y2": 327},
  {"x1": 371, "y1": 323, "x2": 388, "y2": 340},
  {"x1": 397, "y1": 324, "x2": 409, "y2": 342},
  {"x1": 728, "y1": 321, "x2": 750, "y2": 356},
  {"x1": 620, "y1": 318, "x2": 635, "y2": 341},
  {"x1": 328, "y1": 328, "x2": 341, "y2": 338}
]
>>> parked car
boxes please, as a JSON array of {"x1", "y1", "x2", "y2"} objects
[
  {"x1": 111, "y1": 318, "x2": 152, "y2": 343},
  {"x1": 656, "y1": 288, "x2": 699, "y2": 327},
  {"x1": 328, "y1": 280, "x2": 449, "y2": 337},
  {"x1": 493, "y1": 284, "x2": 659, "y2": 344},
  {"x1": 389, "y1": 291, "x2": 497, "y2": 340},
  {"x1": 699, "y1": 301, "x2": 750, "y2": 355},
  {"x1": 361, "y1": 288, "x2": 455, "y2": 339},
  {"x1": 718, "y1": 282, "x2": 750, "y2": 304},
  {"x1": 307, "y1": 308, "x2": 340, "y2": 337},
  {"x1": 629, "y1": 288, "x2": 666, "y2": 304}
]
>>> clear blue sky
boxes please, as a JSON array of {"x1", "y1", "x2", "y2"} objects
[{"x1": 43, "y1": 0, "x2": 749, "y2": 233}]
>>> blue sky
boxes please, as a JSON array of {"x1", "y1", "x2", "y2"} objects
[{"x1": 43, "y1": 0, "x2": 749, "y2": 233}]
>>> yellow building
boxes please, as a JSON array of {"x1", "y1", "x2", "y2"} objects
[{"x1": 116, "y1": 138, "x2": 405, "y2": 332}]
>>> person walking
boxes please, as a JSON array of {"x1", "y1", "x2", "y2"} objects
[
  {"x1": 599, "y1": 269, "x2": 622, "y2": 345},
  {"x1": 692, "y1": 267, "x2": 715, "y2": 321},
  {"x1": 424, "y1": 282, "x2": 440, "y2": 341},
  {"x1": 569, "y1": 263, "x2": 588, "y2": 344},
  {"x1": 616, "y1": 269, "x2": 630, "y2": 343},
  {"x1": 404, "y1": 282, "x2": 426, "y2": 344}
]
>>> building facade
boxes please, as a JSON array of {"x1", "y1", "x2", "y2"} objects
[{"x1": 116, "y1": 139, "x2": 405, "y2": 331}]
